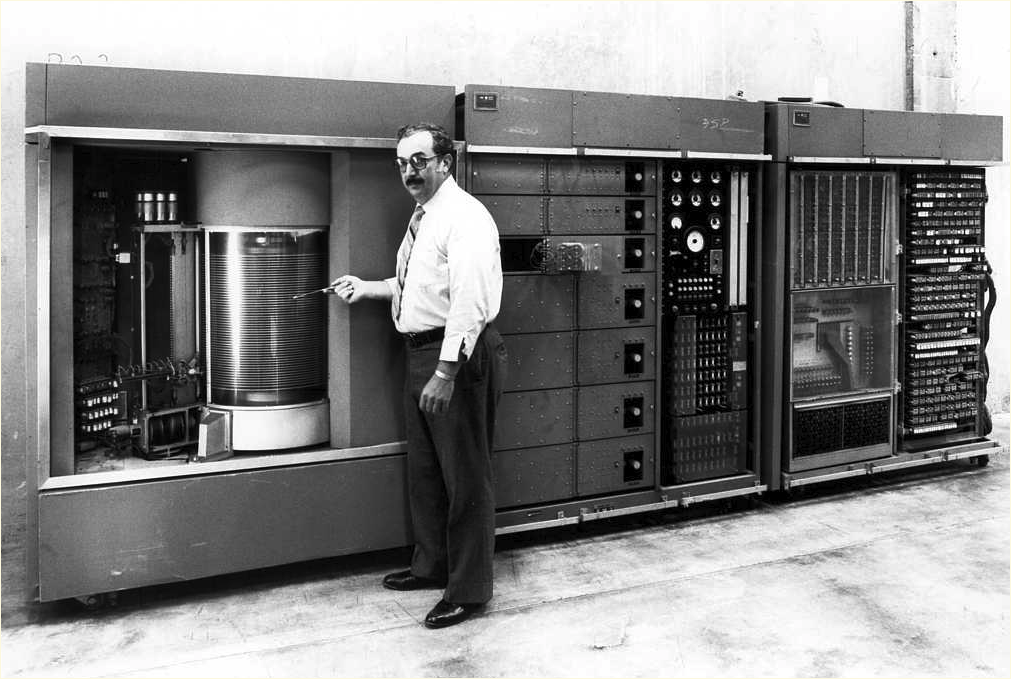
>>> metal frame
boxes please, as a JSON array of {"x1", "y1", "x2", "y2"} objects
[
  {"x1": 24, "y1": 126, "x2": 400, "y2": 150},
  {"x1": 789, "y1": 155, "x2": 1005, "y2": 167},
  {"x1": 782, "y1": 439, "x2": 1000, "y2": 489},
  {"x1": 27, "y1": 127, "x2": 410, "y2": 492}
]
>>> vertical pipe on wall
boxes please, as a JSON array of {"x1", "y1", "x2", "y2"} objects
[{"x1": 905, "y1": 1, "x2": 915, "y2": 111}]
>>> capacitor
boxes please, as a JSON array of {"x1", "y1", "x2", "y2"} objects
[
  {"x1": 155, "y1": 192, "x2": 167, "y2": 222},
  {"x1": 141, "y1": 192, "x2": 155, "y2": 222},
  {"x1": 167, "y1": 192, "x2": 179, "y2": 222}
]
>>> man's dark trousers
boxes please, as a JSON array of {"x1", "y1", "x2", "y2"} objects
[{"x1": 404, "y1": 325, "x2": 506, "y2": 604}]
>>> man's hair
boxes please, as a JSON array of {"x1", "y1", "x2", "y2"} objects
[{"x1": 396, "y1": 122, "x2": 454, "y2": 157}]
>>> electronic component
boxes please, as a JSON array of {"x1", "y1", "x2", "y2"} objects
[
  {"x1": 901, "y1": 169, "x2": 987, "y2": 441},
  {"x1": 790, "y1": 171, "x2": 895, "y2": 288},
  {"x1": 660, "y1": 162, "x2": 753, "y2": 486}
]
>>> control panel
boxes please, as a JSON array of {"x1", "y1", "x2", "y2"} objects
[{"x1": 660, "y1": 161, "x2": 753, "y2": 485}]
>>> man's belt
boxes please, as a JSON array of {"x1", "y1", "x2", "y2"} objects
[{"x1": 404, "y1": 327, "x2": 445, "y2": 348}]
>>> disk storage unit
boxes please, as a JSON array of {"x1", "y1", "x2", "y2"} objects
[
  {"x1": 24, "y1": 64, "x2": 457, "y2": 603},
  {"x1": 761, "y1": 103, "x2": 1002, "y2": 490},
  {"x1": 19, "y1": 63, "x2": 1003, "y2": 606}
]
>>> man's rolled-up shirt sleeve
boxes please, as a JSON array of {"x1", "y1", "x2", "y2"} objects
[{"x1": 439, "y1": 218, "x2": 500, "y2": 362}]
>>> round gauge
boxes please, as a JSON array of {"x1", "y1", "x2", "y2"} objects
[
  {"x1": 709, "y1": 190, "x2": 722, "y2": 207},
  {"x1": 670, "y1": 169, "x2": 683, "y2": 183},
  {"x1": 670, "y1": 190, "x2": 684, "y2": 207},
  {"x1": 691, "y1": 169, "x2": 703, "y2": 183},
  {"x1": 690, "y1": 189, "x2": 704, "y2": 207},
  {"x1": 670, "y1": 215, "x2": 683, "y2": 230},
  {"x1": 710, "y1": 171, "x2": 722, "y2": 184},
  {"x1": 709, "y1": 214, "x2": 722, "y2": 230},
  {"x1": 685, "y1": 228, "x2": 706, "y2": 253}
]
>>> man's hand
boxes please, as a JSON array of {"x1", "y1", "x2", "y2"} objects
[
  {"x1": 420, "y1": 374, "x2": 454, "y2": 414},
  {"x1": 330, "y1": 275, "x2": 364, "y2": 303},
  {"x1": 329, "y1": 275, "x2": 392, "y2": 304}
]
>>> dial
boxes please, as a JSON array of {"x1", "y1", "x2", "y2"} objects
[
  {"x1": 709, "y1": 214, "x2": 722, "y2": 230},
  {"x1": 710, "y1": 171, "x2": 722, "y2": 184},
  {"x1": 670, "y1": 169, "x2": 683, "y2": 183},
  {"x1": 670, "y1": 215, "x2": 683, "y2": 230},
  {"x1": 709, "y1": 190, "x2": 722, "y2": 207},
  {"x1": 670, "y1": 190, "x2": 684, "y2": 207},
  {"x1": 685, "y1": 228, "x2": 706, "y2": 253},
  {"x1": 691, "y1": 169, "x2": 704, "y2": 183},
  {"x1": 690, "y1": 189, "x2": 704, "y2": 207}
]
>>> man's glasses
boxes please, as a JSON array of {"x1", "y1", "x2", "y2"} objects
[{"x1": 394, "y1": 153, "x2": 443, "y2": 172}]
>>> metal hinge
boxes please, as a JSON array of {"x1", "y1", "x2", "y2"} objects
[
  {"x1": 895, "y1": 311, "x2": 903, "y2": 325},
  {"x1": 894, "y1": 380, "x2": 902, "y2": 393},
  {"x1": 895, "y1": 242, "x2": 903, "y2": 256}
]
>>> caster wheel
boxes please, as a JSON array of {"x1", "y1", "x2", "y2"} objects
[
  {"x1": 75, "y1": 592, "x2": 118, "y2": 611},
  {"x1": 973, "y1": 454, "x2": 991, "y2": 468}
]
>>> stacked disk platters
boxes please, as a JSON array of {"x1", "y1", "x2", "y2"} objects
[
  {"x1": 471, "y1": 155, "x2": 658, "y2": 507},
  {"x1": 901, "y1": 169, "x2": 988, "y2": 444},
  {"x1": 660, "y1": 163, "x2": 751, "y2": 484}
]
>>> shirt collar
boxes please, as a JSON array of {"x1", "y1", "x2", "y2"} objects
[{"x1": 418, "y1": 174, "x2": 458, "y2": 215}]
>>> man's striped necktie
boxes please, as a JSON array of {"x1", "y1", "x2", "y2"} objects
[{"x1": 394, "y1": 204, "x2": 425, "y2": 321}]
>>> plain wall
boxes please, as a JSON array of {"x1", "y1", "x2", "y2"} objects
[{"x1": 2, "y1": 0, "x2": 1008, "y2": 605}]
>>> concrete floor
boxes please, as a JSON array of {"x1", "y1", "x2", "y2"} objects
[{"x1": 2, "y1": 416, "x2": 1008, "y2": 678}]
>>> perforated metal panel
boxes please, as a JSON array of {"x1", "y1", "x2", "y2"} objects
[
  {"x1": 577, "y1": 434, "x2": 654, "y2": 495},
  {"x1": 547, "y1": 197, "x2": 656, "y2": 234},
  {"x1": 494, "y1": 388, "x2": 574, "y2": 450},
  {"x1": 576, "y1": 382, "x2": 654, "y2": 440},
  {"x1": 498, "y1": 275, "x2": 574, "y2": 334},
  {"x1": 478, "y1": 196, "x2": 546, "y2": 235},
  {"x1": 664, "y1": 411, "x2": 747, "y2": 484},
  {"x1": 577, "y1": 273, "x2": 656, "y2": 328},
  {"x1": 504, "y1": 333, "x2": 574, "y2": 392},
  {"x1": 493, "y1": 444, "x2": 575, "y2": 508},
  {"x1": 470, "y1": 156, "x2": 547, "y2": 194},
  {"x1": 576, "y1": 328, "x2": 655, "y2": 385},
  {"x1": 548, "y1": 158, "x2": 656, "y2": 195}
]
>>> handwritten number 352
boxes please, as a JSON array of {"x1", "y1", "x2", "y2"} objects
[{"x1": 702, "y1": 118, "x2": 730, "y2": 129}]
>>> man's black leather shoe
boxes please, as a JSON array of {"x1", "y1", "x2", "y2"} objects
[
  {"x1": 424, "y1": 599, "x2": 484, "y2": 629},
  {"x1": 382, "y1": 570, "x2": 445, "y2": 591}
]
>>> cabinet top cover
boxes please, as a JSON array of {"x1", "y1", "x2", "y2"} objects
[
  {"x1": 26, "y1": 63, "x2": 457, "y2": 139},
  {"x1": 459, "y1": 84, "x2": 766, "y2": 154},
  {"x1": 764, "y1": 102, "x2": 1003, "y2": 162}
]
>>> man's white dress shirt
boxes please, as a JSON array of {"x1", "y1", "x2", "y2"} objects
[{"x1": 386, "y1": 175, "x2": 502, "y2": 362}]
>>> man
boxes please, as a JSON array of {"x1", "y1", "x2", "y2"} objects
[{"x1": 330, "y1": 122, "x2": 505, "y2": 629}]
